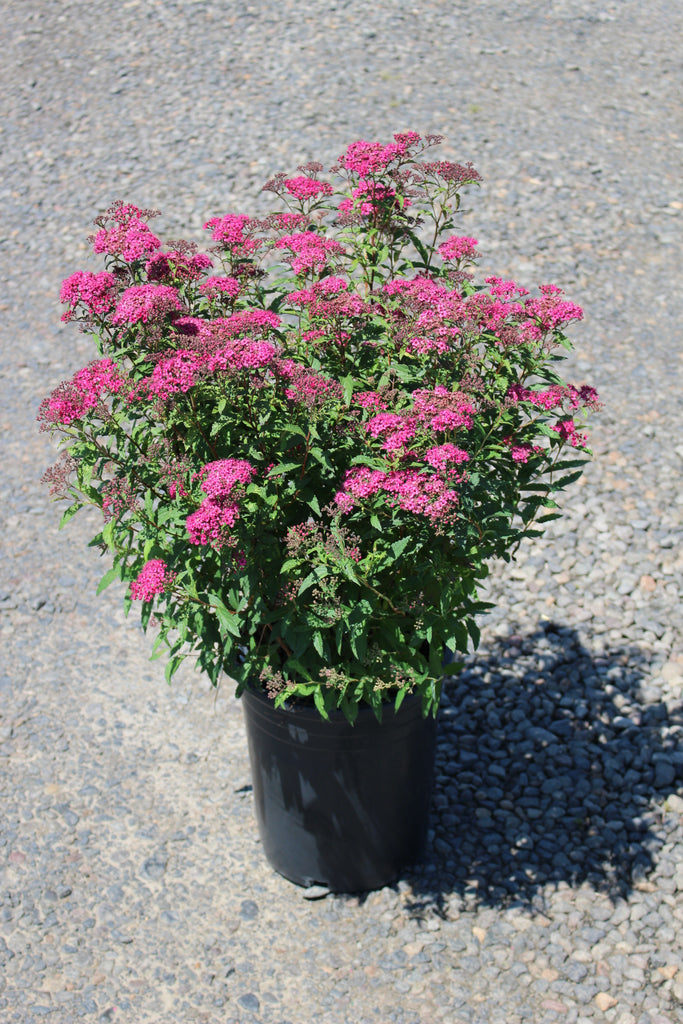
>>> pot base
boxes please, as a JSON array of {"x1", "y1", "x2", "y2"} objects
[{"x1": 242, "y1": 689, "x2": 437, "y2": 892}]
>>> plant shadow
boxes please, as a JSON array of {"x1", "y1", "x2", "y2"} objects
[{"x1": 402, "y1": 621, "x2": 682, "y2": 916}]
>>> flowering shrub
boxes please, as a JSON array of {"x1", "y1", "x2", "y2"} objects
[{"x1": 40, "y1": 133, "x2": 600, "y2": 723}]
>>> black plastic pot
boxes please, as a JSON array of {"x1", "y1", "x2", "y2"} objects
[{"x1": 242, "y1": 688, "x2": 438, "y2": 892}]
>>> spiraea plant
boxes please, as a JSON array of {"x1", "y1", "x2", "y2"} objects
[{"x1": 40, "y1": 132, "x2": 600, "y2": 721}]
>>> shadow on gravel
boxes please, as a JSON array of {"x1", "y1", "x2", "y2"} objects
[{"x1": 403, "y1": 621, "x2": 682, "y2": 916}]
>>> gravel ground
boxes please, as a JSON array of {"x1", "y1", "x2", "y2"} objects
[{"x1": 1, "y1": 1, "x2": 682, "y2": 1022}]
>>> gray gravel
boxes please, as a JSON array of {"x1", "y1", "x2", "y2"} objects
[{"x1": 1, "y1": 1, "x2": 682, "y2": 1022}]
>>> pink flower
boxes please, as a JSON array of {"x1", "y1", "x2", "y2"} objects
[
  {"x1": 424, "y1": 444, "x2": 470, "y2": 471},
  {"x1": 284, "y1": 176, "x2": 333, "y2": 202},
  {"x1": 438, "y1": 236, "x2": 480, "y2": 263},
  {"x1": 524, "y1": 291, "x2": 583, "y2": 330},
  {"x1": 93, "y1": 205, "x2": 162, "y2": 261},
  {"x1": 354, "y1": 391, "x2": 388, "y2": 412},
  {"x1": 203, "y1": 214, "x2": 261, "y2": 258},
  {"x1": 412, "y1": 387, "x2": 476, "y2": 432},
  {"x1": 60, "y1": 271, "x2": 118, "y2": 321},
  {"x1": 551, "y1": 419, "x2": 587, "y2": 447},
  {"x1": 186, "y1": 459, "x2": 256, "y2": 547},
  {"x1": 485, "y1": 277, "x2": 529, "y2": 299},
  {"x1": 275, "y1": 232, "x2": 345, "y2": 275},
  {"x1": 146, "y1": 250, "x2": 213, "y2": 282},
  {"x1": 199, "y1": 276, "x2": 242, "y2": 299},
  {"x1": 198, "y1": 459, "x2": 256, "y2": 499},
  {"x1": 276, "y1": 360, "x2": 343, "y2": 408},
  {"x1": 39, "y1": 359, "x2": 124, "y2": 426},
  {"x1": 366, "y1": 412, "x2": 416, "y2": 452},
  {"x1": 111, "y1": 285, "x2": 183, "y2": 325},
  {"x1": 186, "y1": 501, "x2": 241, "y2": 546},
  {"x1": 209, "y1": 309, "x2": 281, "y2": 336},
  {"x1": 130, "y1": 559, "x2": 174, "y2": 601},
  {"x1": 147, "y1": 350, "x2": 205, "y2": 399},
  {"x1": 337, "y1": 139, "x2": 404, "y2": 176},
  {"x1": 339, "y1": 179, "x2": 409, "y2": 217}
]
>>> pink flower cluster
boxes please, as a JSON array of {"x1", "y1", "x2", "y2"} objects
[
  {"x1": 275, "y1": 232, "x2": 345, "y2": 276},
  {"x1": 363, "y1": 388, "x2": 475, "y2": 455},
  {"x1": 147, "y1": 338, "x2": 278, "y2": 400},
  {"x1": 508, "y1": 382, "x2": 601, "y2": 413},
  {"x1": 336, "y1": 466, "x2": 459, "y2": 523},
  {"x1": 339, "y1": 180, "x2": 408, "y2": 217},
  {"x1": 60, "y1": 271, "x2": 118, "y2": 321},
  {"x1": 111, "y1": 284, "x2": 183, "y2": 326},
  {"x1": 551, "y1": 419, "x2": 587, "y2": 448},
  {"x1": 485, "y1": 277, "x2": 529, "y2": 299},
  {"x1": 186, "y1": 459, "x2": 256, "y2": 547},
  {"x1": 199, "y1": 276, "x2": 242, "y2": 299},
  {"x1": 210, "y1": 309, "x2": 281, "y2": 336},
  {"x1": 276, "y1": 360, "x2": 343, "y2": 409},
  {"x1": 92, "y1": 204, "x2": 162, "y2": 262},
  {"x1": 524, "y1": 286, "x2": 583, "y2": 329},
  {"x1": 354, "y1": 391, "x2": 388, "y2": 412},
  {"x1": 284, "y1": 176, "x2": 333, "y2": 202},
  {"x1": 146, "y1": 250, "x2": 213, "y2": 282},
  {"x1": 438, "y1": 236, "x2": 480, "y2": 263},
  {"x1": 337, "y1": 132, "x2": 422, "y2": 176},
  {"x1": 204, "y1": 214, "x2": 261, "y2": 258},
  {"x1": 130, "y1": 559, "x2": 174, "y2": 601},
  {"x1": 39, "y1": 359, "x2": 124, "y2": 426},
  {"x1": 424, "y1": 443, "x2": 470, "y2": 471}
]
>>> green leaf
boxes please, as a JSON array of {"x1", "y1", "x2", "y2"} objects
[
  {"x1": 209, "y1": 593, "x2": 242, "y2": 637},
  {"x1": 391, "y1": 536, "x2": 411, "y2": 559},
  {"x1": 59, "y1": 504, "x2": 82, "y2": 529},
  {"x1": 267, "y1": 461, "x2": 301, "y2": 478},
  {"x1": 96, "y1": 565, "x2": 122, "y2": 595},
  {"x1": 340, "y1": 374, "x2": 354, "y2": 407},
  {"x1": 297, "y1": 566, "x2": 331, "y2": 596}
]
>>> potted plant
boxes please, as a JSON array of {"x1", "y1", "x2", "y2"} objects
[{"x1": 40, "y1": 132, "x2": 600, "y2": 891}]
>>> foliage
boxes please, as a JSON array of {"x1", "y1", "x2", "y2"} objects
[{"x1": 40, "y1": 132, "x2": 600, "y2": 722}]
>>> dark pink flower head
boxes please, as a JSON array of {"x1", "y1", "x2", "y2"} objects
[
  {"x1": 354, "y1": 391, "x2": 388, "y2": 412},
  {"x1": 199, "y1": 276, "x2": 242, "y2": 300},
  {"x1": 338, "y1": 139, "x2": 404, "y2": 176},
  {"x1": 60, "y1": 271, "x2": 118, "y2": 321},
  {"x1": 130, "y1": 559, "x2": 174, "y2": 601},
  {"x1": 416, "y1": 160, "x2": 482, "y2": 187},
  {"x1": 198, "y1": 459, "x2": 256, "y2": 499},
  {"x1": 203, "y1": 214, "x2": 262, "y2": 258},
  {"x1": 524, "y1": 289, "x2": 583, "y2": 331},
  {"x1": 392, "y1": 131, "x2": 422, "y2": 153},
  {"x1": 424, "y1": 443, "x2": 470, "y2": 471},
  {"x1": 438, "y1": 236, "x2": 480, "y2": 264},
  {"x1": 186, "y1": 458, "x2": 256, "y2": 548},
  {"x1": 147, "y1": 350, "x2": 205, "y2": 400},
  {"x1": 485, "y1": 277, "x2": 529, "y2": 300},
  {"x1": 366, "y1": 412, "x2": 417, "y2": 453},
  {"x1": 412, "y1": 387, "x2": 476, "y2": 432},
  {"x1": 551, "y1": 418, "x2": 587, "y2": 448},
  {"x1": 145, "y1": 250, "x2": 212, "y2": 283},
  {"x1": 339, "y1": 179, "x2": 410, "y2": 217},
  {"x1": 111, "y1": 284, "x2": 184, "y2": 326},
  {"x1": 208, "y1": 309, "x2": 281, "y2": 337},
  {"x1": 335, "y1": 465, "x2": 459, "y2": 523},
  {"x1": 284, "y1": 176, "x2": 333, "y2": 202},
  {"x1": 93, "y1": 204, "x2": 162, "y2": 262},
  {"x1": 274, "y1": 232, "x2": 345, "y2": 276},
  {"x1": 38, "y1": 358, "x2": 124, "y2": 427},
  {"x1": 275, "y1": 359, "x2": 343, "y2": 409},
  {"x1": 206, "y1": 338, "x2": 278, "y2": 374}
]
